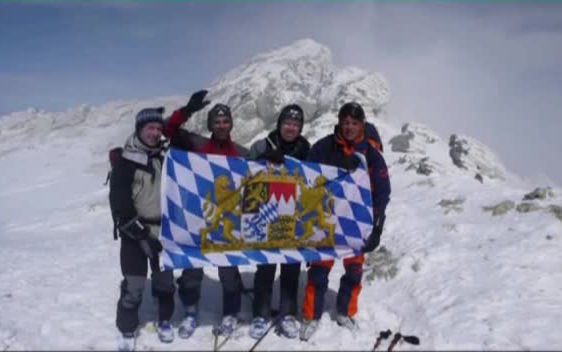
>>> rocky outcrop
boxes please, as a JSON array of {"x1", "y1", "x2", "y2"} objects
[
  {"x1": 438, "y1": 197, "x2": 465, "y2": 214},
  {"x1": 187, "y1": 39, "x2": 389, "y2": 144},
  {"x1": 0, "y1": 39, "x2": 391, "y2": 149},
  {"x1": 449, "y1": 134, "x2": 507, "y2": 181},
  {"x1": 390, "y1": 123, "x2": 451, "y2": 177},
  {"x1": 389, "y1": 123, "x2": 440, "y2": 154},
  {"x1": 549, "y1": 205, "x2": 562, "y2": 223},
  {"x1": 516, "y1": 202, "x2": 541, "y2": 213},
  {"x1": 483, "y1": 200, "x2": 515, "y2": 216},
  {"x1": 406, "y1": 157, "x2": 433, "y2": 176},
  {"x1": 523, "y1": 187, "x2": 555, "y2": 201}
]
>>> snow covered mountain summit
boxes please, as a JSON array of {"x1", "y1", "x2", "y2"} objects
[
  {"x1": 0, "y1": 39, "x2": 561, "y2": 350},
  {"x1": 0, "y1": 38, "x2": 504, "y2": 183}
]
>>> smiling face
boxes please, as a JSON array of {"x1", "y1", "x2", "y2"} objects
[
  {"x1": 338, "y1": 116, "x2": 363, "y2": 142},
  {"x1": 211, "y1": 115, "x2": 233, "y2": 141},
  {"x1": 139, "y1": 122, "x2": 163, "y2": 147},
  {"x1": 279, "y1": 119, "x2": 301, "y2": 143}
]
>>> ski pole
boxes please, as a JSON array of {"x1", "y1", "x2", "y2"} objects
[
  {"x1": 387, "y1": 332, "x2": 402, "y2": 352},
  {"x1": 387, "y1": 332, "x2": 420, "y2": 351},
  {"x1": 372, "y1": 329, "x2": 392, "y2": 351},
  {"x1": 212, "y1": 326, "x2": 220, "y2": 352}
]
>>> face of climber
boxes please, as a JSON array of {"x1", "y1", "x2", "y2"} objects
[
  {"x1": 339, "y1": 116, "x2": 364, "y2": 143},
  {"x1": 211, "y1": 116, "x2": 233, "y2": 141},
  {"x1": 139, "y1": 122, "x2": 163, "y2": 147},
  {"x1": 279, "y1": 119, "x2": 301, "y2": 143}
]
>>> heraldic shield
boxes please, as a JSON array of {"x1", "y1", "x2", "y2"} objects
[
  {"x1": 200, "y1": 164, "x2": 336, "y2": 253},
  {"x1": 161, "y1": 149, "x2": 375, "y2": 269}
]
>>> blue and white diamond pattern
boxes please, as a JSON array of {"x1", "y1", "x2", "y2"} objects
[{"x1": 160, "y1": 149, "x2": 374, "y2": 270}]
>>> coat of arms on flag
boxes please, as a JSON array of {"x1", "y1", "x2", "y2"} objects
[
  {"x1": 160, "y1": 148, "x2": 374, "y2": 269},
  {"x1": 199, "y1": 165, "x2": 336, "y2": 253}
]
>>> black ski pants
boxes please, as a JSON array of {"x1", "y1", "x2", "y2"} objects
[
  {"x1": 177, "y1": 266, "x2": 243, "y2": 317},
  {"x1": 116, "y1": 238, "x2": 175, "y2": 334},
  {"x1": 253, "y1": 262, "x2": 301, "y2": 319}
]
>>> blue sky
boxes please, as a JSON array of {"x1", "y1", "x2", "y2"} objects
[{"x1": 1, "y1": 1, "x2": 561, "y2": 185}]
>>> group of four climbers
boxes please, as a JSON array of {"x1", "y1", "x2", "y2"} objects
[{"x1": 108, "y1": 90, "x2": 390, "y2": 350}]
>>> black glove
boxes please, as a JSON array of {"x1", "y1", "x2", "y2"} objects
[
  {"x1": 362, "y1": 214, "x2": 386, "y2": 253},
  {"x1": 119, "y1": 218, "x2": 150, "y2": 241},
  {"x1": 261, "y1": 148, "x2": 285, "y2": 164},
  {"x1": 341, "y1": 154, "x2": 361, "y2": 172},
  {"x1": 180, "y1": 90, "x2": 211, "y2": 117},
  {"x1": 139, "y1": 238, "x2": 163, "y2": 260},
  {"x1": 118, "y1": 218, "x2": 162, "y2": 256}
]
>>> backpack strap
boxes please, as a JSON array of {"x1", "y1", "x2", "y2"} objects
[
  {"x1": 104, "y1": 147, "x2": 123, "y2": 186},
  {"x1": 107, "y1": 147, "x2": 125, "y2": 239},
  {"x1": 109, "y1": 147, "x2": 123, "y2": 167}
]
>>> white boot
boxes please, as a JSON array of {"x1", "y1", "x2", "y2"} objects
[
  {"x1": 178, "y1": 313, "x2": 198, "y2": 339},
  {"x1": 117, "y1": 332, "x2": 136, "y2": 351},
  {"x1": 249, "y1": 317, "x2": 269, "y2": 339},
  {"x1": 299, "y1": 319, "x2": 320, "y2": 341},
  {"x1": 336, "y1": 314, "x2": 357, "y2": 331},
  {"x1": 215, "y1": 315, "x2": 238, "y2": 337},
  {"x1": 278, "y1": 315, "x2": 299, "y2": 339},
  {"x1": 156, "y1": 320, "x2": 174, "y2": 343}
]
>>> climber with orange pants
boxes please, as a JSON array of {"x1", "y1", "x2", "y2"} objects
[{"x1": 299, "y1": 101, "x2": 391, "y2": 341}]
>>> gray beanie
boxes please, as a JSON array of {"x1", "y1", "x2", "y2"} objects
[{"x1": 135, "y1": 107, "x2": 165, "y2": 132}]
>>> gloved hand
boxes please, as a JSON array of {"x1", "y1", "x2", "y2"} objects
[
  {"x1": 139, "y1": 238, "x2": 163, "y2": 260},
  {"x1": 362, "y1": 229, "x2": 381, "y2": 253},
  {"x1": 180, "y1": 90, "x2": 211, "y2": 117},
  {"x1": 119, "y1": 218, "x2": 150, "y2": 241},
  {"x1": 362, "y1": 214, "x2": 386, "y2": 253},
  {"x1": 165, "y1": 90, "x2": 210, "y2": 139},
  {"x1": 341, "y1": 154, "x2": 361, "y2": 172},
  {"x1": 261, "y1": 148, "x2": 285, "y2": 164}
]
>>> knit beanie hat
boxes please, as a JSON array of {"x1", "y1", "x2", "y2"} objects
[
  {"x1": 135, "y1": 107, "x2": 165, "y2": 132},
  {"x1": 277, "y1": 104, "x2": 304, "y2": 131},
  {"x1": 207, "y1": 103, "x2": 233, "y2": 132}
]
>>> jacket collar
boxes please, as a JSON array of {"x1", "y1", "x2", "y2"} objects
[
  {"x1": 333, "y1": 125, "x2": 365, "y2": 156},
  {"x1": 121, "y1": 133, "x2": 164, "y2": 165}
]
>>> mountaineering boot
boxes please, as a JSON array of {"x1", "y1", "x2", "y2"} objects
[
  {"x1": 157, "y1": 320, "x2": 174, "y2": 343},
  {"x1": 278, "y1": 315, "x2": 299, "y2": 339},
  {"x1": 215, "y1": 315, "x2": 238, "y2": 337},
  {"x1": 178, "y1": 305, "x2": 198, "y2": 339},
  {"x1": 178, "y1": 313, "x2": 198, "y2": 339},
  {"x1": 299, "y1": 319, "x2": 320, "y2": 341},
  {"x1": 249, "y1": 317, "x2": 269, "y2": 339},
  {"x1": 117, "y1": 332, "x2": 136, "y2": 351},
  {"x1": 336, "y1": 314, "x2": 358, "y2": 331}
]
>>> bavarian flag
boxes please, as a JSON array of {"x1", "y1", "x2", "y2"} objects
[{"x1": 159, "y1": 148, "x2": 374, "y2": 269}]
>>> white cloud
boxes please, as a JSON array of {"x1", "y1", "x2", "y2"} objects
[{"x1": 2, "y1": 2, "x2": 561, "y2": 184}]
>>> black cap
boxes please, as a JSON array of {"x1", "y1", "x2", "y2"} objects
[
  {"x1": 277, "y1": 104, "x2": 304, "y2": 131},
  {"x1": 207, "y1": 103, "x2": 233, "y2": 131},
  {"x1": 338, "y1": 102, "x2": 365, "y2": 122}
]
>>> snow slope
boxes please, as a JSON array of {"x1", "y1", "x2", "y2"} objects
[{"x1": 1, "y1": 39, "x2": 561, "y2": 351}]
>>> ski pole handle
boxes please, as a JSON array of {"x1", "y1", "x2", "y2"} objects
[
  {"x1": 387, "y1": 332, "x2": 421, "y2": 351},
  {"x1": 373, "y1": 329, "x2": 392, "y2": 351},
  {"x1": 402, "y1": 334, "x2": 420, "y2": 345}
]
